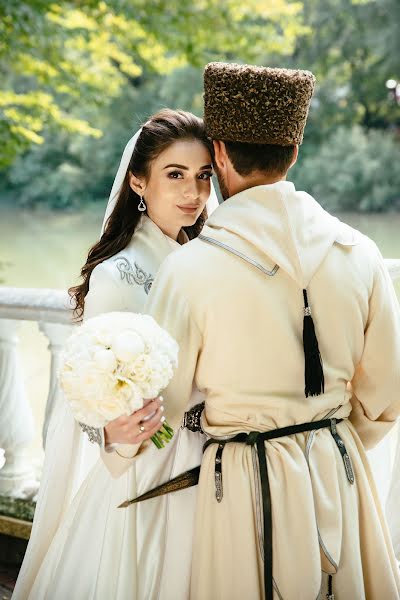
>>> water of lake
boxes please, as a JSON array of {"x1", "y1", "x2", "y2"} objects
[
  {"x1": 0, "y1": 206, "x2": 399, "y2": 471},
  {"x1": 1, "y1": 206, "x2": 400, "y2": 288}
]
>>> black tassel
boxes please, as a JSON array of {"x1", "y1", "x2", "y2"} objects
[
  {"x1": 326, "y1": 574, "x2": 335, "y2": 599},
  {"x1": 303, "y1": 289, "x2": 324, "y2": 397}
]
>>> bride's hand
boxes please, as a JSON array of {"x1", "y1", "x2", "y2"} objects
[{"x1": 104, "y1": 397, "x2": 165, "y2": 446}]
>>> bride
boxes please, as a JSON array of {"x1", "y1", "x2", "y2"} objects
[{"x1": 12, "y1": 108, "x2": 219, "y2": 600}]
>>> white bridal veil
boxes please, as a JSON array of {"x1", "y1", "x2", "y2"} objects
[{"x1": 13, "y1": 123, "x2": 219, "y2": 599}]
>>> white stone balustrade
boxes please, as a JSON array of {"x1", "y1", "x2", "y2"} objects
[
  {"x1": 0, "y1": 257, "x2": 399, "y2": 499},
  {"x1": 386, "y1": 259, "x2": 400, "y2": 282},
  {"x1": 0, "y1": 288, "x2": 74, "y2": 499}
]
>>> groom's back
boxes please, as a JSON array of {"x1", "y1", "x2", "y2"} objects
[{"x1": 163, "y1": 187, "x2": 400, "y2": 439}]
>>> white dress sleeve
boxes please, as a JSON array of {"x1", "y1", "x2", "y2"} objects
[
  {"x1": 83, "y1": 262, "x2": 125, "y2": 319},
  {"x1": 84, "y1": 262, "x2": 142, "y2": 476},
  {"x1": 102, "y1": 253, "x2": 204, "y2": 479}
]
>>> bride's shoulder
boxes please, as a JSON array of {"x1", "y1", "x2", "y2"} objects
[
  {"x1": 91, "y1": 244, "x2": 137, "y2": 281},
  {"x1": 90, "y1": 218, "x2": 155, "y2": 291},
  {"x1": 91, "y1": 242, "x2": 153, "y2": 292},
  {"x1": 85, "y1": 259, "x2": 125, "y2": 318},
  {"x1": 88, "y1": 259, "x2": 120, "y2": 293}
]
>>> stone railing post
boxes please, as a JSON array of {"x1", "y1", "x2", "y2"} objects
[
  {"x1": 0, "y1": 319, "x2": 39, "y2": 499},
  {"x1": 0, "y1": 287, "x2": 73, "y2": 498},
  {"x1": 386, "y1": 259, "x2": 400, "y2": 284},
  {"x1": 39, "y1": 322, "x2": 72, "y2": 447}
]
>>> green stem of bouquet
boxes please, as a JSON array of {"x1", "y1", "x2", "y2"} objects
[{"x1": 151, "y1": 420, "x2": 174, "y2": 449}]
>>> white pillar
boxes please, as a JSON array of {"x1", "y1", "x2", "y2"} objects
[
  {"x1": 0, "y1": 319, "x2": 38, "y2": 498},
  {"x1": 39, "y1": 322, "x2": 72, "y2": 447}
]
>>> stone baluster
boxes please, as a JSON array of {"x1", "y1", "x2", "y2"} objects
[
  {"x1": 38, "y1": 322, "x2": 72, "y2": 447},
  {"x1": 0, "y1": 319, "x2": 38, "y2": 498},
  {"x1": 386, "y1": 259, "x2": 400, "y2": 281}
]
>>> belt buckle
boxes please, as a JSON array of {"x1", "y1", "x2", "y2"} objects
[{"x1": 246, "y1": 431, "x2": 259, "y2": 445}]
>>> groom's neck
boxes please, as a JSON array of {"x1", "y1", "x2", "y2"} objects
[{"x1": 229, "y1": 171, "x2": 287, "y2": 197}]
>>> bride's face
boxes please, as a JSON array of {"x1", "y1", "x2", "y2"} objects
[{"x1": 130, "y1": 139, "x2": 213, "y2": 240}]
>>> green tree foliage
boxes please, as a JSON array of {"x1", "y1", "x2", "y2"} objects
[
  {"x1": 289, "y1": 0, "x2": 400, "y2": 138},
  {"x1": 0, "y1": 0, "x2": 306, "y2": 167},
  {"x1": 291, "y1": 126, "x2": 400, "y2": 212},
  {"x1": 2, "y1": 0, "x2": 399, "y2": 212},
  {"x1": 5, "y1": 81, "x2": 165, "y2": 208},
  {"x1": 265, "y1": 0, "x2": 400, "y2": 212}
]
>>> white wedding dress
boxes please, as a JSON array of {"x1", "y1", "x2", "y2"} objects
[
  {"x1": 12, "y1": 215, "x2": 208, "y2": 600},
  {"x1": 12, "y1": 126, "x2": 219, "y2": 600}
]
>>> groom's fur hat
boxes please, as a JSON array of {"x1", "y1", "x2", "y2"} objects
[{"x1": 204, "y1": 62, "x2": 315, "y2": 146}]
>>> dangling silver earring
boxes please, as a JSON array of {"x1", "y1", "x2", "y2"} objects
[{"x1": 138, "y1": 195, "x2": 147, "y2": 212}]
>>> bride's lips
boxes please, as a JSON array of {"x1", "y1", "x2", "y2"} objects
[{"x1": 177, "y1": 205, "x2": 200, "y2": 214}]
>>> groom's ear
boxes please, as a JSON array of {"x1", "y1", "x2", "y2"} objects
[
  {"x1": 212, "y1": 140, "x2": 228, "y2": 171},
  {"x1": 129, "y1": 172, "x2": 146, "y2": 196},
  {"x1": 289, "y1": 145, "x2": 299, "y2": 169}
]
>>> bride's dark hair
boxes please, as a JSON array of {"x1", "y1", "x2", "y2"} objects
[{"x1": 69, "y1": 109, "x2": 212, "y2": 319}]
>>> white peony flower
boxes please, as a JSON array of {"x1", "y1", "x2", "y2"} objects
[
  {"x1": 93, "y1": 348, "x2": 117, "y2": 372},
  {"x1": 112, "y1": 330, "x2": 146, "y2": 362},
  {"x1": 59, "y1": 311, "x2": 178, "y2": 428}
]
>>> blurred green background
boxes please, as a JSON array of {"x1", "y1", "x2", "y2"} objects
[
  {"x1": 1, "y1": 0, "x2": 399, "y2": 212},
  {"x1": 0, "y1": 0, "x2": 400, "y2": 292}
]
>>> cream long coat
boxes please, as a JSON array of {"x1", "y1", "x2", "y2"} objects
[
  {"x1": 143, "y1": 182, "x2": 400, "y2": 600},
  {"x1": 12, "y1": 215, "x2": 205, "y2": 600}
]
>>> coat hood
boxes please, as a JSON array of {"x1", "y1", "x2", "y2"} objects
[{"x1": 203, "y1": 181, "x2": 359, "y2": 288}]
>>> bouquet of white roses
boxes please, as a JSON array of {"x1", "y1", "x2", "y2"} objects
[{"x1": 59, "y1": 312, "x2": 178, "y2": 448}]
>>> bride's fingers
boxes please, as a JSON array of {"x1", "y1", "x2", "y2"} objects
[
  {"x1": 105, "y1": 398, "x2": 165, "y2": 445},
  {"x1": 134, "y1": 412, "x2": 166, "y2": 444},
  {"x1": 140, "y1": 407, "x2": 164, "y2": 432},
  {"x1": 131, "y1": 397, "x2": 162, "y2": 424}
]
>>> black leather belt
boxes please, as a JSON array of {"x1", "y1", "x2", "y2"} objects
[
  {"x1": 119, "y1": 416, "x2": 354, "y2": 600},
  {"x1": 203, "y1": 418, "x2": 354, "y2": 600}
]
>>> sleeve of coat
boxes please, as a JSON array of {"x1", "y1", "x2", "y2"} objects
[
  {"x1": 349, "y1": 247, "x2": 400, "y2": 449},
  {"x1": 145, "y1": 253, "x2": 203, "y2": 429},
  {"x1": 100, "y1": 254, "x2": 203, "y2": 478},
  {"x1": 83, "y1": 262, "x2": 142, "y2": 477}
]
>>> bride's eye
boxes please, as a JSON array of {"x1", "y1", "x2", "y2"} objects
[
  {"x1": 168, "y1": 171, "x2": 183, "y2": 179},
  {"x1": 198, "y1": 171, "x2": 213, "y2": 180}
]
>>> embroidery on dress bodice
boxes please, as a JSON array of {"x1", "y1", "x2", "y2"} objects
[{"x1": 114, "y1": 256, "x2": 154, "y2": 294}]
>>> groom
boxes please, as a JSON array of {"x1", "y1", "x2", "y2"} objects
[{"x1": 146, "y1": 62, "x2": 400, "y2": 599}]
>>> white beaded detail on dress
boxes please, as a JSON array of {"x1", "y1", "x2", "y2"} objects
[{"x1": 79, "y1": 422, "x2": 102, "y2": 446}]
